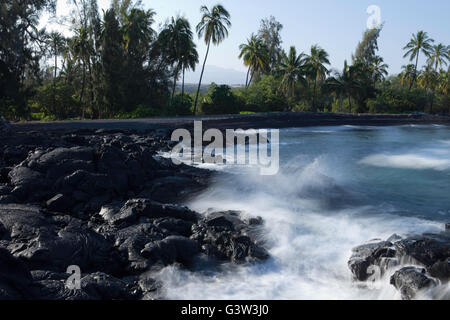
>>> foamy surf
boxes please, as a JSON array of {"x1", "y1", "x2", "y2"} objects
[{"x1": 158, "y1": 125, "x2": 450, "y2": 300}]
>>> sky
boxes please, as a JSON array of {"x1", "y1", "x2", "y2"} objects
[{"x1": 41, "y1": 0, "x2": 450, "y2": 84}]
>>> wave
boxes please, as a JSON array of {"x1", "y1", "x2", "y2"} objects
[
  {"x1": 360, "y1": 154, "x2": 450, "y2": 171},
  {"x1": 157, "y1": 153, "x2": 445, "y2": 300}
]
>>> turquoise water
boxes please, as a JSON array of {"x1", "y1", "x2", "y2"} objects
[{"x1": 159, "y1": 125, "x2": 450, "y2": 300}]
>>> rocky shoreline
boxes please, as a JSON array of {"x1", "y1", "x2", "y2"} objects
[
  {"x1": 0, "y1": 122, "x2": 268, "y2": 300},
  {"x1": 1, "y1": 118, "x2": 450, "y2": 300},
  {"x1": 348, "y1": 227, "x2": 450, "y2": 300}
]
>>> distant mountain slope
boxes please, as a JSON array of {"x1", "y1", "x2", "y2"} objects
[{"x1": 183, "y1": 65, "x2": 246, "y2": 85}]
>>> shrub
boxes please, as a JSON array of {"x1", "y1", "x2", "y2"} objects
[
  {"x1": 169, "y1": 94, "x2": 193, "y2": 116},
  {"x1": 201, "y1": 84, "x2": 240, "y2": 115}
]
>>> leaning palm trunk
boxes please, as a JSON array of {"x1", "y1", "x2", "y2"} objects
[
  {"x1": 181, "y1": 67, "x2": 186, "y2": 105},
  {"x1": 194, "y1": 40, "x2": 211, "y2": 115},
  {"x1": 245, "y1": 67, "x2": 251, "y2": 88},
  {"x1": 171, "y1": 66, "x2": 180, "y2": 106},
  {"x1": 248, "y1": 69, "x2": 255, "y2": 87}
]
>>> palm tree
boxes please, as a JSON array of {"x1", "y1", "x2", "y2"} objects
[
  {"x1": 437, "y1": 69, "x2": 450, "y2": 114},
  {"x1": 180, "y1": 40, "x2": 199, "y2": 104},
  {"x1": 400, "y1": 64, "x2": 416, "y2": 88},
  {"x1": 72, "y1": 27, "x2": 93, "y2": 117},
  {"x1": 419, "y1": 65, "x2": 439, "y2": 113},
  {"x1": 371, "y1": 56, "x2": 388, "y2": 83},
  {"x1": 238, "y1": 34, "x2": 269, "y2": 88},
  {"x1": 47, "y1": 31, "x2": 66, "y2": 116},
  {"x1": 403, "y1": 31, "x2": 434, "y2": 89},
  {"x1": 305, "y1": 45, "x2": 330, "y2": 111},
  {"x1": 193, "y1": 4, "x2": 231, "y2": 114},
  {"x1": 122, "y1": 8, "x2": 156, "y2": 51},
  {"x1": 326, "y1": 60, "x2": 360, "y2": 113},
  {"x1": 275, "y1": 46, "x2": 307, "y2": 111},
  {"x1": 427, "y1": 43, "x2": 450, "y2": 71},
  {"x1": 159, "y1": 16, "x2": 194, "y2": 104}
]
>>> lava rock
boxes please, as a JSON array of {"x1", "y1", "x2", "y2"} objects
[
  {"x1": 394, "y1": 233, "x2": 450, "y2": 267},
  {"x1": 100, "y1": 199, "x2": 198, "y2": 227},
  {"x1": 0, "y1": 248, "x2": 32, "y2": 299},
  {"x1": 348, "y1": 241, "x2": 396, "y2": 281},
  {"x1": 113, "y1": 223, "x2": 166, "y2": 272},
  {"x1": 428, "y1": 258, "x2": 450, "y2": 280},
  {"x1": 390, "y1": 267, "x2": 437, "y2": 300},
  {"x1": 29, "y1": 272, "x2": 138, "y2": 300},
  {"x1": 191, "y1": 211, "x2": 269, "y2": 264},
  {"x1": 141, "y1": 236, "x2": 199, "y2": 267},
  {"x1": 46, "y1": 194, "x2": 74, "y2": 212}
]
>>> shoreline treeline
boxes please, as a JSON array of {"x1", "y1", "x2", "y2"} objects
[{"x1": 1, "y1": 0, "x2": 449, "y2": 121}]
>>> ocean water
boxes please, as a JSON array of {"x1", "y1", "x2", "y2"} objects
[{"x1": 158, "y1": 124, "x2": 450, "y2": 300}]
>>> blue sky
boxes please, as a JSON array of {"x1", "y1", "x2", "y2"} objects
[{"x1": 44, "y1": 0, "x2": 450, "y2": 80}]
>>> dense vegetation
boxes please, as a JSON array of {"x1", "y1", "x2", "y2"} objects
[{"x1": 1, "y1": 1, "x2": 449, "y2": 121}]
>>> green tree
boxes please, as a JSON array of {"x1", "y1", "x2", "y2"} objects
[
  {"x1": 47, "y1": 31, "x2": 66, "y2": 115},
  {"x1": 400, "y1": 64, "x2": 417, "y2": 88},
  {"x1": 201, "y1": 84, "x2": 239, "y2": 115},
  {"x1": 239, "y1": 34, "x2": 269, "y2": 88},
  {"x1": 418, "y1": 65, "x2": 439, "y2": 113},
  {"x1": 72, "y1": 26, "x2": 93, "y2": 116},
  {"x1": 257, "y1": 16, "x2": 283, "y2": 73},
  {"x1": 193, "y1": 4, "x2": 231, "y2": 114},
  {"x1": 180, "y1": 40, "x2": 198, "y2": 104},
  {"x1": 371, "y1": 56, "x2": 388, "y2": 83},
  {"x1": 0, "y1": 0, "x2": 56, "y2": 119},
  {"x1": 427, "y1": 43, "x2": 450, "y2": 71},
  {"x1": 159, "y1": 16, "x2": 194, "y2": 104},
  {"x1": 305, "y1": 45, "x2": 330, "y2": 111},
  {"x1": 403, "y1": 31, "x2": 434, "y2": 89},
  {"x1": 275, "y1": 46, "x2": 307, "y2": 111},
  {"x1": 326, "y1": 61, "x2": 361, "y2": 112},
  {"x1": 353, "y1": 27, "x2": 382, "y2": 67},
  {"x1": 100, "y1": 9, "x2": 125, "y2": 117}
]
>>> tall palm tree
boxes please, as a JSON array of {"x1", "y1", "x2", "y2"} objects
[
  {"x1": 437, "y1": 69, "x2": 450, "y2": 114},
  {"x1": 122, "y1": 8, "x2": 155, "y2": 51},
  {"x1": 403, "y1": 31, "x2": 434, "y2": 89},
  {"x1": 239, "y1": 34, "x2": 270, "y2": 88},
  {"x1": 239, "y1": 34, "x2": 269, "y2": 88},
  {"x1": 418, "y1": 65, "x2": 439, "y2": 113},
  {"x1": 371, "y1": 56, "x2": 388, "y2": 83},
  {"x1": 400, "y1": 64, "x2": 416, "y2": 88},
  {"x1": 47, "y1": 31, "x2": 66, "y2": 116},
  {"x1": 159, "y1": 16, "x2": 194, "y2": 104},
  {"x1": 326, "y1": 61, "x2": 360, "y2": 113},
  {"x1": 72, "y1": 27, "x2": 93, "y2": 117},
  {"x1": 427, "y1": 43, "x2": 450, "y2": 71},
  {"x1": 193, "y1": 4, "x2": 231, "y2": 114},
  {"x1": 180, "y1": 40, "x2": 199, "y2": 104},
  {"x1": 275, "y1": 46, "x2": 307, "y2": 111},
  {"x1": 305, "y1": 45, "x2": 330, "y2": 111}
]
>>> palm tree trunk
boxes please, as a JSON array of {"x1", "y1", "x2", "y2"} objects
[
  {"x1": 410, "y1": 53, "x2": 420, "y2": 90},
  {"x1": 430, "y1": 89, "x2": 435, "y2": 114},
  {"x1": 87, "y1": 60, "x2": 96, "y2": 119},
  {"x1": 181, "y1": 67, "x2": 185, "y2": 105},
  {"x1": 313, "y1": 77, "x2": 317, "y2": 112},
  {"x1": 79, "y1": 63, "x2": 86, "y2": 118},
  {"x1": 348, "y1": 96, "x2": 352, "y2": 113},
  {"x1": 171, "y1": 68, "x2": 178, "y2": 106},
  {"x1": 339, "y1": 94, "x2": 343, "y2": 113},
  {"x1": 245, "y1": 67, "x2": 250, "y2": 88},
  {"x1": 53, "y1": 50, "x2": 57, "y2": 118},
  {"x1": 194, "y1": 40, "x2": 211, "y2": 115},
  {"x1": 248, "y1": 70, "x2": 255, "y2": 87}
]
